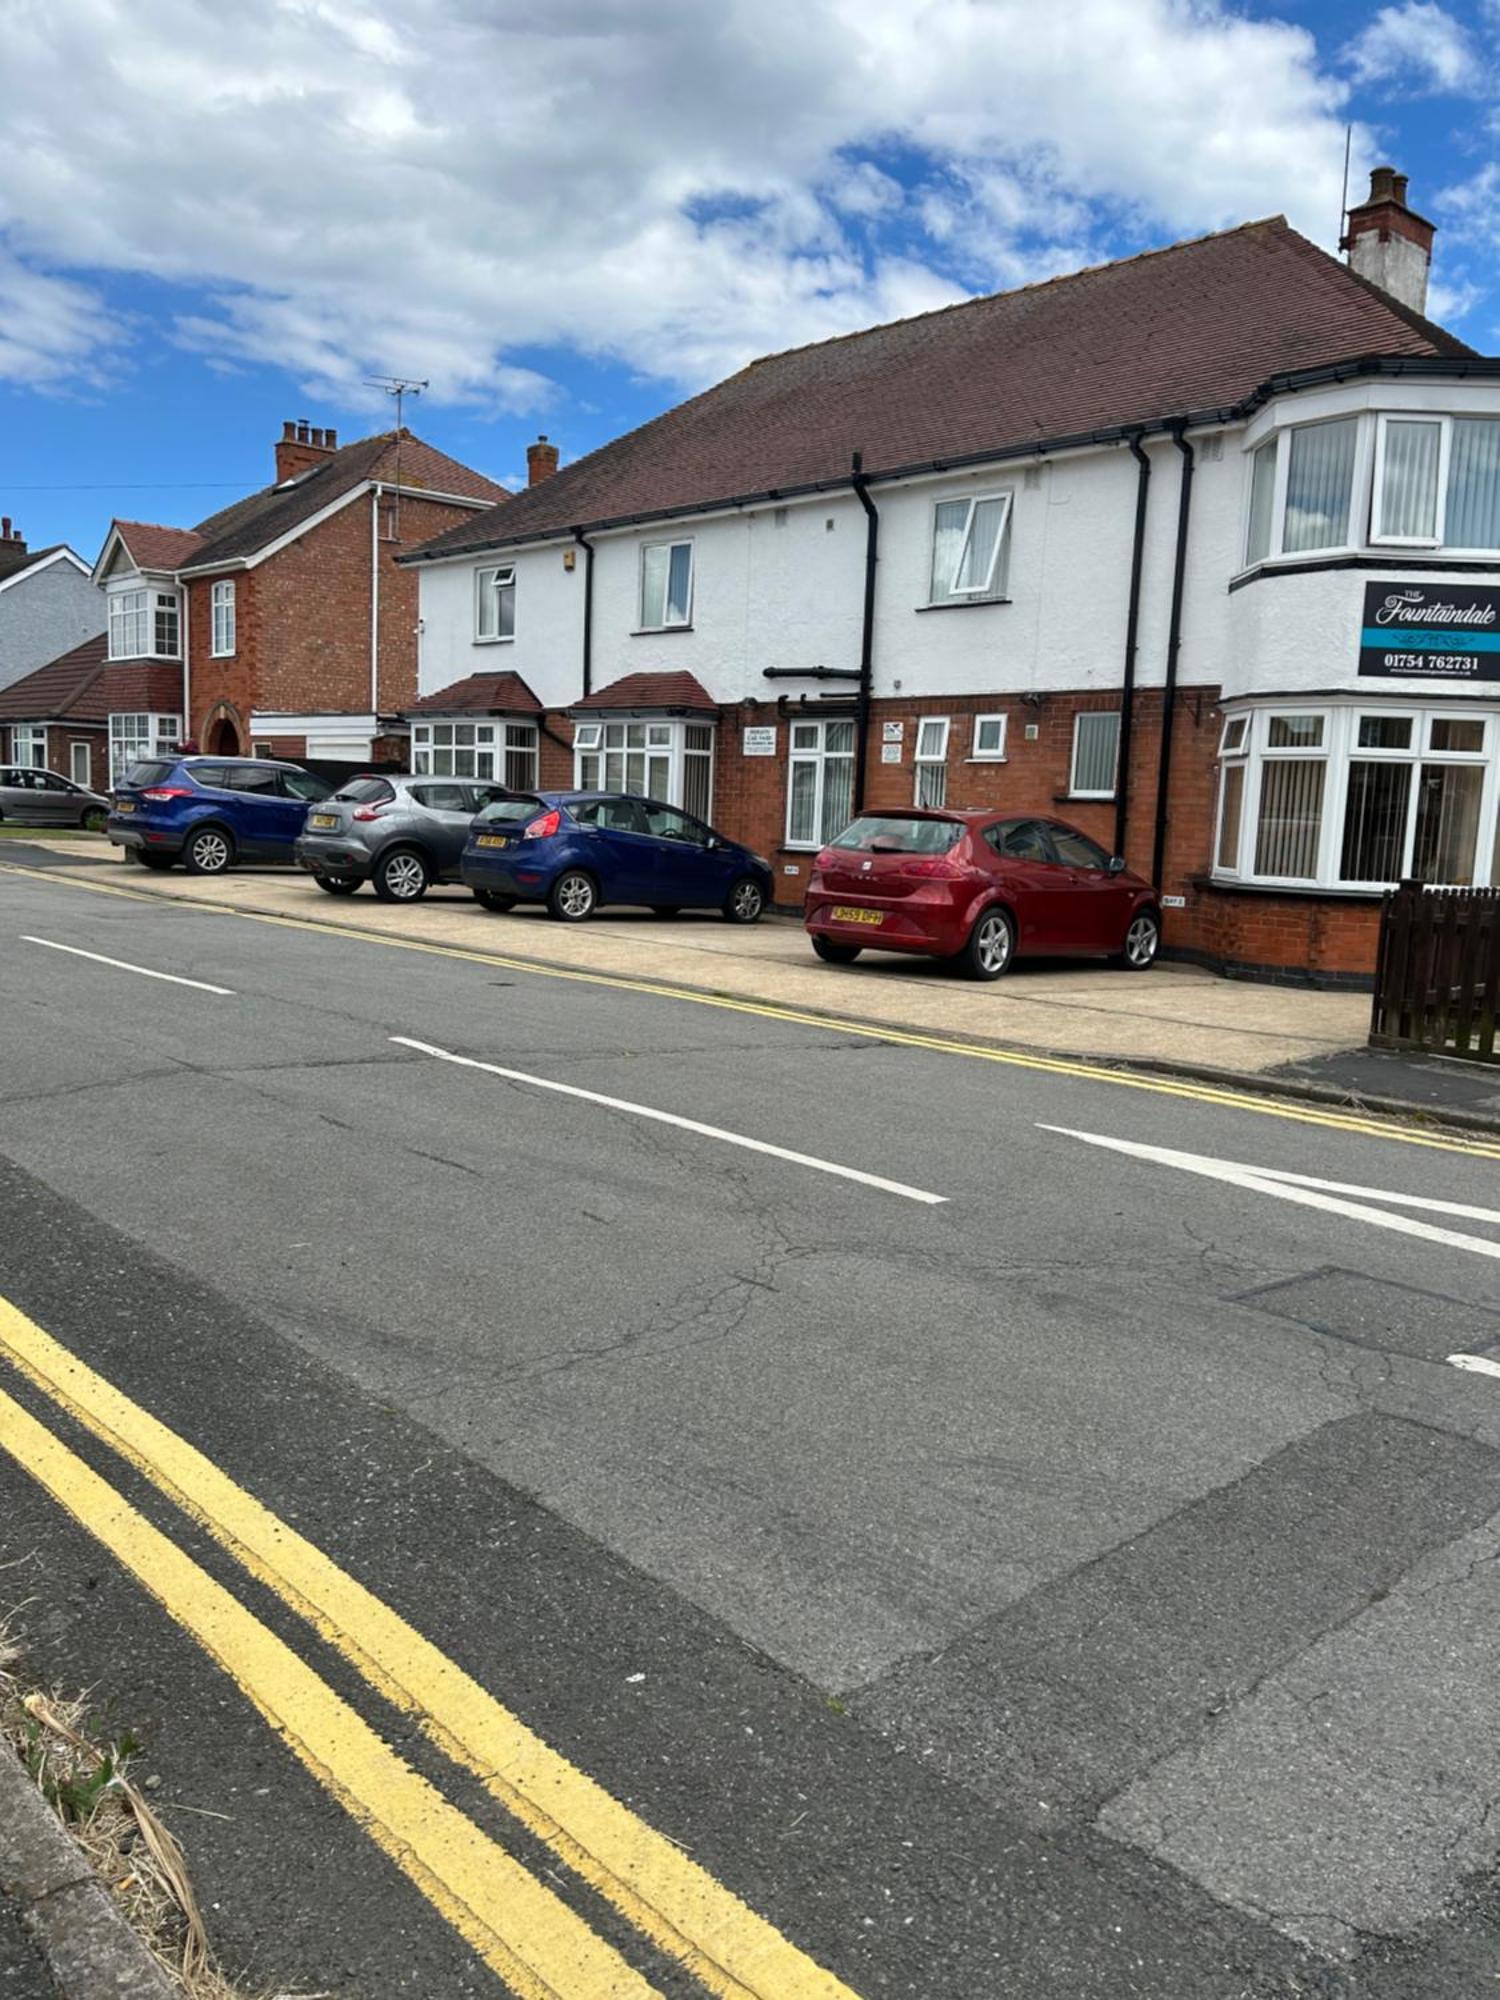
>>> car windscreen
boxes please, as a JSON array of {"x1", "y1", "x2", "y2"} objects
[
  {"x1": 119, "y1": 761, "x2": 175, "y2": 789},
  {"x1": 475, "y1": 796, "x2": 545, "y2": 824},
  {"x1": 334, "y1": 777, "x2": 395, "y2": 804},
  {"x1": 830, "y1": 815, "x2": 962, "y2": 854}
]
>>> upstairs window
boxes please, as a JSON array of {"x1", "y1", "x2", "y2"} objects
[
  {"x1": 475, "y1": 565, "x2": 516, "y2": 641},
  {"x1": 211, "y1": 579, "x2": 236, "y2": 657},
  {"x1": 1281, "y1": 419, "x2": 1357, "y2": 554},
  {"x1": 929, "y1": 493, "x2": 1011, "y2": 603},
  {"x1": 1372, "y1": 415, "x2": 1500, "y2": 552},
  {"x1": 639, "y1": 541, "x2": 693, "y2": 630},
  {"x1": 108, "y1": 588, "x2": 180, "y2": 660}
]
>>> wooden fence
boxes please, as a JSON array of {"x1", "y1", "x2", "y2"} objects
[{"x1": 1370, "y1": 881, "x2": 1500, "y2": 1064}]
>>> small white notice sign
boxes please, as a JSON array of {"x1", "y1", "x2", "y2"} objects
[
  {"x1": 880, "y1": 743, "x2": 902, "y2": 764},
  {"x1": 882, "y1": 721, "x2": 904, "y2": 742},
  {"x1": 742, "y1": 726, "x2": 777, "y2": 756},
  {"x1": 1161, "y1": 894, "x2": 1187, "y2": 909}
]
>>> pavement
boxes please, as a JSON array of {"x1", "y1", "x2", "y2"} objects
[{"x1": 3, "y1": 861, "x2": 1500, "y2": 1995}]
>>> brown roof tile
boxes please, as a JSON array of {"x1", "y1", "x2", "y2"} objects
[
  {"x1": 410, "y1": 217, "x2": 1482, "y2": 562},
  {"x1": 404, "y1": 671, "x2": 542, "y2": 716},
  {"x1": 114, "y1": 522, "x2": 204, "y2": 571},
  {"x1": 0, "y1": 634, "x2": 109, "y2": 721},
  {"x1": 573, "y1": 671, "x2": 716, "y2": 714}
]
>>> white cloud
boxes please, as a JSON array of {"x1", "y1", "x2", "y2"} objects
[
  {"x1": 1345, "y1": 2, "x2": 1480, "y2": 93},
  {"x1": 0, "y1": 0, "x2": 1366, "y2": 410},
  {"x1": 0, "y1": 252, "x2": 126, "y2": 390}
]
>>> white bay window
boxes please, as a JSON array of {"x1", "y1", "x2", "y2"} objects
[
  {"x1": 108, "y1": 588, "x2": 181, "y2": 660},
  {"x1": 12, "y1": 726, "x2": 46, "y2": 769},
  {"x1": 411, "y1": 719, "x2": 538, "y2": 788},
  {"x1": 1372, "y1": 414, "x2": 1500, "y2": 552},
  {"x1": 573, "y1": 718, "x2": 713, "y2": 815},
  {"x1": 109, "y1": 713, "x2": 181, "y2": 783}
]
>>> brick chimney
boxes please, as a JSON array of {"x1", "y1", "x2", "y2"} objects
[
  {"x1": 0, "y1": 518, "x2": 24, "y2": 554},
  {"x1": 1344, "y1": 166, "x2": 1434, "y2": 318},
  {"x1": 526, "y1": 435, "x2": 560, "y2": 487},
  {"x1": 274, "y1": 418, "x2": 339, "y2": 483}
]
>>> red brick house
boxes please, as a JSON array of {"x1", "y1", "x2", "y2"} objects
[{"x1": 88, "y1": 422, "x2": 505, "y2": 779}]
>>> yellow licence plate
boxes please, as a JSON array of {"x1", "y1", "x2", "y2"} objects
[
  {"x1": 475, "y1": 834, "x2": 510, "y2": 848},
  {"x1": 115, "y1": 801, "x2": 134, "y2": 812},
  {"x1": 308, "y1": 812, "x2": 337, "y2": 828},
  {"x1": 831, "y1": 905, "x2": 884, "y2": 925}
]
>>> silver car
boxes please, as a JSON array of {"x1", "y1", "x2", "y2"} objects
[
  {"x1": 0, "y1": 766, "x2": 112, "y2": 832},
  {"x1": 293, "y1": 773, "x2": 516, "y2": 901}
]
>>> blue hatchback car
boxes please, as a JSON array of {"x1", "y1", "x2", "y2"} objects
[
  {"x1": 107, "y1": 755, "x2": 333, "y2": 874},
  {"x1": 460, "y1": 791, "x2": 774, "y2": 923}
]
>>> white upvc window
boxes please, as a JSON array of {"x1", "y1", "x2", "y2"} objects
[
  {"x1": 1070, "y1": 710, "x2": 1121, "y2": 799},
  {"x1": 108, "y1": 588, "x2": 180, "y2": 660},
  {"x1": 1371, "y1": 414, "x2": 1500, "y2": 553},
  {"x1": 210, "y1": 579, "x2": 236, "y2": 657},
  {"x1": 573, "y1": 717, "x2": 714, "y2": 815},
  {"x1": 971, "y1": 713, "x2": 1007, "y2": 760},
  {"x1": 929, "y1": 493, "x2": 1011, "y2": 604},
  {"x1": 475, "y1": 565, "x2": 516, "y2": 642},
  {"x1": 12, "y1": 726, "x2": 46, "y2": 769},
  {"x1": 410, "y1": 719, "x2": 538, "y2": 787},
  {"x1": 1214, "y1": 703, "x2": 1499, "y2": 890},
  {"x1": 638, "y1": 541, "x2": 693, "y2": 630},
  {"x1": 913, "y1": 716, "x2": 950, "y2": 807},
  {"x1": 1242, "y1": 418, "x2": 1359, "y2": 564},
  {"x1": 108, "y1": 713, "x2": 181, "y2": 783},
  {"x1": 786, "y1": 718, "x2": 856, "y2": 848}
]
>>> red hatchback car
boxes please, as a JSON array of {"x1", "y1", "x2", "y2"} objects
[{"x1": 803, "y1": 809, "x2": 1160, "y2": 980}]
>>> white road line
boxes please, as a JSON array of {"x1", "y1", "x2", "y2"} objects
[
  {"x1": 1041, "y1": 1125, "x2": 1500, "y2": 1264},
  {"x1": 392, "y1": 1035, "x2": 947, "y2": 1205},
  {"x1": 1448, "y1": 1354, "x2": 1500, "y2": 1379},
  {"x1": 20, "y1": 935, "x2": 233, "y2": 996},
  {"x1": 1240, "y1": 1164, "x2": 1500, "y2": 1228}
]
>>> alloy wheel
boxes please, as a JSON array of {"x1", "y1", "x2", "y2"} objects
[
  {"x1": 556, "y1": 872, "x2": 595, "y2": 919},
  {"x1": 190, "y1": 830, "x2": 231, "y2": 873},
  {"x1": 1126, "y1": 914, "x2": 1159, "y2": 967},
  {"x1": 729, "y1": 880, "x2": 764, "y2": 921},
  {"x1": 383, "y1": 853, "x2": 427, "y2": 900},
  {"x1": 976, "y1": 912, "x2": 1012, "y2": 975}
]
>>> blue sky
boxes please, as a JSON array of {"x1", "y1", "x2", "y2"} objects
[{"x1": 3, "y1": 0, "x2": 1498, "y2": 562}]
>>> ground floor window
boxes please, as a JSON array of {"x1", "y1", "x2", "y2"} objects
[
  {"x1": 1214, "y1": 702, "x2": 1498, "y2": 889},
  {"x1": 411, "y1": 719, "x2": 539, "y2": 790},
  {"x1": 786, "y1": 718, "x2": 855, "y2": 847},
  {"x1": 573, "y1": 717, "x2": 714, "y2": 815},
  {"x1": 913, "y1": 717, "x2": 950, "y2": 807},
  {"x1": 11, "y1": 726, "x2": 46, "y2": 770},
  {"x1": 108, "y1": 713, "x2": 180, "y2": 784},
  {"x1": 1070, "y1": 710, "x2": 1121, "y2": 798},
  {"x1": 70, "y1": 742, "x2": 93, "y2": 786}
]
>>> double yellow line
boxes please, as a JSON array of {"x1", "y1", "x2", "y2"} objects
[{"x1": 0, "y1": 1296, "x2": 860, "y2": 1999}]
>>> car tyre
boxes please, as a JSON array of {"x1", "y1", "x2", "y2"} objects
[
  {"x1": 80, "y1": 807, "x2": 108, "y2": 833},
  {"x1": 811, "y1": 935, "x2": 861, "y2": 965},
  {"x1": 957, "y1": 905, "x2": 1014, "y2": 981},
  {"x1": 138, "y1": 852, "x2": 175, "y2": 871},
  {"x1": 548, "y1": 870, "x2": 597, "y2": 922},
  {"x1": 372, "y1": 848, "x2": 430, "y2": 902},
  {"x1": 473, "y1": 889, "x2": 517, "y2": 913},
  {"x1": 1115, "y1": 907, "x2": 1161, "y2": 971},
  {"x1": 183, "y1": 826, "x2": 234, "y2": 875},
  {"x1": 723, "y1": 877, "x2": 766, "y2": 924},
  {"x1": 313, "y1": 873, "x2": 360, "y2": 896}
]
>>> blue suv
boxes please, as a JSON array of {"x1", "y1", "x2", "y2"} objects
[
  {"x1": 108, "y1": 755, "x2": 333, "y2": 874},
  {"x1": 461, "y1": 792, "x2": 774, "y2": 923}
]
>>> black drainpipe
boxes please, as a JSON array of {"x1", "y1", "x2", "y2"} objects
[
  {"x1": 850, "y1": 450, "x2": 878, "y2": 813},
  {"x1": 1115, "y1": 434, "x2": 1151, "y2": 862},
  {"x1": 1151, "y1": 428, "x2": 1194, "y2": 891},
  {"x1": 572, "y1": 527, "x2": 594, "y2": 698}
]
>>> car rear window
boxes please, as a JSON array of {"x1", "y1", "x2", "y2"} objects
[
  {"x1": 830, "y1": 815, "x2": 963, "y2": 854},
  {"x1": 334, "y1": 778, "x2": 396, "y2": 804},
  {"x1": 120, "y1": 760, "x2": 175, "y2": 789},
  {"x1": 476, "y1": 796, "x2": 545, "y2": 823}
]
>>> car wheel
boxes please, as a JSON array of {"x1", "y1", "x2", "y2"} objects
[
  {"x1": 473, "y1": 889, "x2": 517, "y2": 913},
  {"x1": 723, "y1": 877, "x2": 766, "y2": 924},
  {"x1": 183, "y1": 826, "x2": 233, "y2": 875},
  {"x1": 1116, "y1": 908, "x2": 1161, "y2": 971},
  {"x1": 372, "y1": 848, "x2": 430, "y2": 902},
  {"x1": 811, "y1": 935, "x2": 861, "y2": 965},
  {"x1": 138, "y1": 852, "x2": 175, "y2": 871},
  {"x1": 80, "y1": 806, "x2": 108, "y2": 833},
  {"x1": 957, "y1": 905, "x2": 1014, "y2": 981},
  {"x1": 313, "y1": 873, "x2": 360, "y2": 897},
  {"x1": 651, "y1": 905, "x2": 681, "y2": 918},
  {"x1": 548, "y1": 870, "x2": 597, "y2": 922}
]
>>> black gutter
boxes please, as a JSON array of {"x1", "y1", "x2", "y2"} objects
[
  {"x1": 761, "y1": 665, "x2": 860, "y2": 681},
  {"x1": 399, "y1": 354, "x2": 1500, "y2": 567},
  {"x1": 1151, "y1": 429, "x2": 1195, "y2": 892},
  {"x1": 850, "y1": 450, "x2": 878, "y2": 815},
  {"x1": 572, "y1": 527, "x2": 594, "y2": 698},
  {"x1": 1115, "y1": 434, "x2": 1151, "y2": 862}
]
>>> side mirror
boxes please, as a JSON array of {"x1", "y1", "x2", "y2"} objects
[
  {"x1": 706, "y1": 834, "x2": 721, "y2": 849},
  {"x1": 1107, "y1": 855, "x2": 1127, "y2": 874}
]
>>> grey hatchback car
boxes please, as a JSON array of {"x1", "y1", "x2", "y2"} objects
[
  {"x1": 0, "y1": 766, "x2": 112, "y2": 831},
  {"x1": 293, "y1": 774, "x2": 515, "y2": 901}
]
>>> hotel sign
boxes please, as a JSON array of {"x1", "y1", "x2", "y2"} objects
[{"x1": 1359, "y1": 582, "x2": 1500, "y2": 682}]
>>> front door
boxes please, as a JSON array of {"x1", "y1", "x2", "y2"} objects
[{"x1": 70, "y1": 742, "x2": 91, "y2": 788}]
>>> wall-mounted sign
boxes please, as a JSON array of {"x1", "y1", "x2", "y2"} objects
[
  {"x1": 882, "y1": 721, "x2": 904, "y2": 742},
  {"x1": 1359, "y1": 582, "x2": 1500, "y2": 681},
  {"x1": 880, "y1": 743, "x2": 902, "y2": 764},
  {"x1": 742, "y1": 725, "x2": 777, "y2": 756}
]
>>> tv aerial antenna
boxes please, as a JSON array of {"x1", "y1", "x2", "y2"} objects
[{"x1": 365, "y1": 375, "x2": 428, "y2": 537}]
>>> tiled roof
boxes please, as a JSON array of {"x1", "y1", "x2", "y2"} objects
[
  {"x1": 409, "y1": 217, "x2": 1480, "y2": 562},
  {"x1": 404, "y1": 671, "x2": 542, "y2": 716},
  {"x1": 0, "y1": 542, "x2": 71, "y2": 584},
  {"x1": 114, "y1": 522, "x2": 205, "y2": 571},
  {"x1": 573, "y1": 671, "x2": 716, "y2": 714},
  {"x1": 0, "y1": 634, "x2": 108, "y2": 721}
]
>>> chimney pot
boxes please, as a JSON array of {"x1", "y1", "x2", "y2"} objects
[
  {"x1": 1, "y1": 518, "x2": 9, "y2": 539},
  {"x1": 1368, "y1": 164, "x2": 1398, "y2": 204},
  {"x1": 325, "y1": 428, "x2": 337, "y2": 449},
  {"x1": 275, "y1": 418, "x2": 338, "y2": 482},
  {"x1": 296, "y1": 420, "x2": 311, "y2": 443},
  {"x1": 1346, "y1": 164, "x2": 1433, "y2": 318},
  {"x1": 282, "y1": 420, "x2": 298, "y2": 442},
  {"x1": 526, "y1": 435, "x2": 561, "y2": 487}
]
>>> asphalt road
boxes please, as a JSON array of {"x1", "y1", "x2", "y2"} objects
[{"x1": 2, "y1": 862, "x2": 1500, "y2": 1997}]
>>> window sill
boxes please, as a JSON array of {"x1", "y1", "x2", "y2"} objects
[
  {"x1": 1055, "y1": 791, "x2": 1116, "y2": 804},
  {"x1": 631, "y1": 625, "x2": 694, "y2": 637},
  {"x1": 473, "y1": 635, "x2": 515, "y2": 646},
  {"x1": 966, "y1": 755, "x2": 1008, "y2": 764},
  {"x1": 914, "y1": 597, "x2": 1011, "y2": 613},
  {"x1": 1203, "y1": 873, "x2": 1388, "y2": 901}
]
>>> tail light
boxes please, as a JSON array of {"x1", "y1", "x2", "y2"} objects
[
  {"x1": 142, "y1": 787, "x2": 192, "y2": 801},
  {"x1": 351, "y1": 805, "x2": 387, "y2": 822},
  {"x1": 902, "y1": 852, "x2": 967, "y2": 879},
  {"x1": 523, "y1": 809, "x2": 562, "y2": 840}
]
